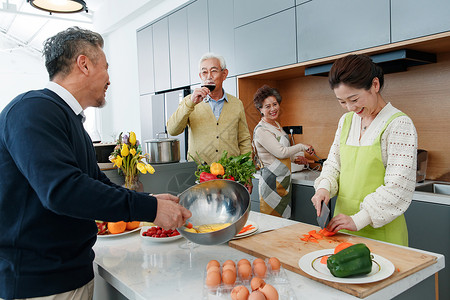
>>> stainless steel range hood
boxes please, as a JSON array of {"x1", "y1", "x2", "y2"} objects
[{"x1": 305, "y1": 49, "x2": 437, "y2": 76}]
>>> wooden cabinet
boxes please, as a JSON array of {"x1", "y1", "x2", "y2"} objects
[
  {"x1": 233, "y1": 0, "x2": 295, "y2": 27},
  {"x1": 168, "y1": 7, "x2": 190, "y2": 89},
  {"x1": 234, "y1": 8, "x2": 297, "y2": 75},
  {"x1": 296, "y1": 0, "x2": 390, "y2": 62},
  {"x1": 152, "y1": 18, "x2": 171, "y2": 91},
  {"x1": 136, "y1": 26, "x2": 154, "y2": 95},
  {"x1": 187, "y1": 0, "x2": 210, "y2": 85},
  {"x1": 208, "y1": 0, "x2": 236, "y2": 76},
  {"x1": 391, "y1": 0, "x2": 450, "y2": 42}
]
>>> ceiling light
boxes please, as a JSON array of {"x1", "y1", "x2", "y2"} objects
[{"x1": 27, "y1": 0, "x2": 87, "y2": 14}]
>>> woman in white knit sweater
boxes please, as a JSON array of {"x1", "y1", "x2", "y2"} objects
[
  {"x1": 253, "y1": 85, "x2": 313, "y2": 218},
  {"x1": 311, "y1": 54, "x2": 417, "y2": 246}
]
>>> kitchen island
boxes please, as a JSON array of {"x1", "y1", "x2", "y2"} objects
[{"x1": 93, "y1": 211, "x2": 444, "y2": 300}]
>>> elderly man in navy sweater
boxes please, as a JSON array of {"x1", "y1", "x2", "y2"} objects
[{"x1": 0, "y1": 27, "x2": 191, "y2": 300}]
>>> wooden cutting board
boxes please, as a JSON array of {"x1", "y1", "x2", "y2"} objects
[{"x1": 229, "y1": 222, "x2": 437, "y2": 298}]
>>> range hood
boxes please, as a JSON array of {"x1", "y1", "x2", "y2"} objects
[{"x1": 305, "y1": 49, "x2": 437, "y2": 76}]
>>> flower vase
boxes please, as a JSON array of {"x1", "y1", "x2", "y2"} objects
[{"x1": 123, "y1": 175, "x2": 144, "y2": 192}]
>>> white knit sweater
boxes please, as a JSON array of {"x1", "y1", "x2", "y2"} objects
[
  {"x1": 314, "y1": 103, "x2": 418, "y2": 230},
  {"x1": 253, "y1": 120, "x2": 309, "y2": 167}
]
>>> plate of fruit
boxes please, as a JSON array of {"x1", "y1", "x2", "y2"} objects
[
  {"x1": 140, "y1": 225, "x2": 183, "y2": 243},
  {"x1": 96, "y1": 221, "x2": 142, "y2": 238}
]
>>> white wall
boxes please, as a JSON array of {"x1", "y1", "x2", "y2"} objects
[
  {"x1": 0, "y1": 37, "x2": 47, "y2": 111},
  {"x1": 95, "y1": 0, "x2": 190, "y2": 143}
]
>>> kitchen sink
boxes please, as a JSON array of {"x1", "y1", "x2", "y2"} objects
[{"x1": 415, "y1": 182, "x2": 450, "y2": 196}]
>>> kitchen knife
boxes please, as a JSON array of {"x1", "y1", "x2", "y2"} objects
[{"x1": 316, "y1": 201, "x2": 330, "y2": 229}]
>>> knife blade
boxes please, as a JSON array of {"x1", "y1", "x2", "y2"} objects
[{"x1": 316, "y1": 201, "x2": 330, "y2": 229}]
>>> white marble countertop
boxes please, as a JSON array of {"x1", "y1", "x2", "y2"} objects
[{"x1": 93, "y1": 212, "x2": 444, "y2": 300}]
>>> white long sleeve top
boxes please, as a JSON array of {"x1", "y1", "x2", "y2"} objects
[
  {"x1": 314, "y1": 103, "x2": 418, "y2": 230},
  {"x1": 253, "y1": 120, "x2": 309, "y2": 167}
]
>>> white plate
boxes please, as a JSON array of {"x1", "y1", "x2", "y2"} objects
[
  {"x1": 298, "y1": 249, "x2": 395, "y2": 284},
  {"x1": 97, "y1": 227, "x2": 141, "y2": 238},
  {"x1": 140, "y1": 226, "x2": 183, "y2": 243},
  {"x1": 232, "y1": 221, "x2": 259, "y2": 239}
]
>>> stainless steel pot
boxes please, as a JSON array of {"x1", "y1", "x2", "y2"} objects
[{"x1": 145, "y1": 133, "x2": 180, "y2": 164}]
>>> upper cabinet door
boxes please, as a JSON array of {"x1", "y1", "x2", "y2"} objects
[
  {"x1": 187, "y1": 0, "x2": 210, "y2": 85},
  {"x1": 136, "y1": 26, "x2": 155, "y2": 95},
  {"x1": 153, "y1": 18, "x2": 171, "y2": 91},
  {"x1": 233, "y1": 0, "x2": 295, "y2": 27},
  {"x1": 296, "y1": 0, "x2": 390, "y2": 62},
  {"x1": 208, "y1": 0, "x2": 236, "y2": 77},
  {"x1": 391, "y1": 0, "x2": 450, "y2": 42},
  {"x1": 234, "y1": 8, "x2": 297, "y2": 75},
  {"x1": 169, "y1": 7, "x2": 190, "y2": 89}
]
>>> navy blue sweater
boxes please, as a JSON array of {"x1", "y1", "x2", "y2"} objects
[{"x1": 0, "y1": 89, "x2": 157, "y2": 299}]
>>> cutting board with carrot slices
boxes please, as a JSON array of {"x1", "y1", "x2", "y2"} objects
[{"x1": 228, "y1": 222, "x2": 438, "y2": 298}]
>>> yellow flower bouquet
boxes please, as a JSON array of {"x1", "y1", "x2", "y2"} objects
[{"x1": 109, "y1": 131, "x2": 155, "y2": 190}]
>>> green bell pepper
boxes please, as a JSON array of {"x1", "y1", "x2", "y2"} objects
[{"x1": 327, "y1": 243, "x2": 373, "y2": 278}]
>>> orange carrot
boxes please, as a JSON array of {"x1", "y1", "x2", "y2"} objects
[
  {"x1": 334, "y1": 242, "x2": 354, "y2": 254},
  {"x1": 310, "y1": 232, "x2": 323, "y2": 239},
  {"x1": 320, "y1": 256, "x2": 329, "y2": 264}
]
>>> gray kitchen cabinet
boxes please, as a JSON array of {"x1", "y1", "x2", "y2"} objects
[
  {"x1": 153, "y1": 18, "x2": 171, "y2": 91},
  {"x1": 233, "y1": 0, "x2": 295, "y2": 28},
  {"x1": 187, "y1": 0, "x2": 210, "y2": 85},
  {"x1": 168, "y1": 7, "x2": 190, "y2": 89},
  {"x1": 223, "y1": 76, "x2": 237, "y2": 97},
  {"x1": 395, "y1": 199, "x2": 450, "y2": 300},
  {"x1": 296, "y1": 0, "x2": 390, "y2": 62},
  {"x1": 250, "y1": 178, "x2": 260, "y2": 212},
  {"x1": 136, "y1": 26, "x2": 155, "y2": 95},
  {"x1": 391, "y1": 0, "x2": 450, "y2": 43},
  {"x1": 208, "y1": 0, "x2": 236, "y2": 77},
  {"x1": 234, "y1": 8, "x2": 297, "y2": 75}
]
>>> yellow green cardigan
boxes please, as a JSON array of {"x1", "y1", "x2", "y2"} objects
[{"x1": 167, "y1": 93, "x2": 252, "y2": 164}]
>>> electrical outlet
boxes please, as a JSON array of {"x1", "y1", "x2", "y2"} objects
[{"x1": 283, "y1": 126, "x2": 303, "y2": 134}]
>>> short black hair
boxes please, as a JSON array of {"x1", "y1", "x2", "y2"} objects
[{"x1": 43, "y1": 26, "x2": 104, "y2": 80}]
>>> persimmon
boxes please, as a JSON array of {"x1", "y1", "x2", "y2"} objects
[
  {"x1": 126, "y1": 221, "x2": 140, "y2": 230},
  {"x1": 108, "y1": 221, "x2": 126, "y2": 234}
]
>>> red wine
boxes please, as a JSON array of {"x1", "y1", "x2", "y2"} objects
[{"x1": 201, "y1": 84, "x2": 216, "y2": 92}]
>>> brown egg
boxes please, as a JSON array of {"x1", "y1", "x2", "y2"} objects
[
  {"x1": 238, "y1": 263, "x2": 252, "y2": 280},
  {"x1": 205, "y1": 270, "x2": 221, "y2": 288},
  {"x1": 231, "y1": 285, "x2": 250, "y2": 300},
  {"x1": 222, "y1": 269, "x2": 237, "y2": 285},
  {"x1": 254, "y1": 262, "x2": 267, "y2": 278},
  {"x1": 253, "y1": 258, "x2": 265, "y2": 266},
  {"x1": 250, "y1": 277, "x2": 265, "y2": 291},
  {"x1": 237, "y1": 258, "x2": 251, "y2": 267},
  {"x1": 248, "y1": 290, "x2": 267, "y2": 300},
  {"x1": 259, "y1": 283, "x2": 279, "y2": 300},
  {"x1": 268, "y1": 257, "x2": 281, "y2": 272},
  {"x1": 207, "y1": 260, "x2": 220, "y2": 270},
  {"x1": 223, "y1": 259, "x2": 236, "y2": 267},
  {"x1": 207, "y1": 265, "x2": 220, "y2": 274},
  {"x1": 222, "y1": 264, "x2": 236, "y2": 273}
]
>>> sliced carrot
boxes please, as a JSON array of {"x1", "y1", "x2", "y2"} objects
[
  {"x1": 300, "y1": 237, "x2": 309, "y2": 242},
  {"x1": 320, "y1": 256, "x2": 329, "y2": 264},
  {"x1": 310, "y1": 232, "x2": 323, "y2": 239},
  {"x1": 309, "y1": 237, "x2": 319, "y2": 243},
  {"x1": 334, "y1": 242, "x2": 354, "y2": 254},
  {"x1": 308, "y1": 230, "x2": 317, "y2": 235},
  {"x1": 396, "y1": 268, "x2": 400, "y2": 272},
  {"x1": 318, "y1": 228, "x2": 336, "y2": 237}
]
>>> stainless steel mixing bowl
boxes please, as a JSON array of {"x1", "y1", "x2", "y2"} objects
[{"x1": 177, "y1": 179, "x2": 250, "y2": 245}]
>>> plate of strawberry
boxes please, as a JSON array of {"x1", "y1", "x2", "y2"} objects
[{"x1": 140, "y1": 225, "x2": 183, "y2": 243}]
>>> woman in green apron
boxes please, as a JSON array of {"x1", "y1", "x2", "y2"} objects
[
  {"x1": 311, "y1": 55, "x2": 418, "y2": 246},
  {"x1": 252, "y1": 85, "x2": 314, "y2": 218}
]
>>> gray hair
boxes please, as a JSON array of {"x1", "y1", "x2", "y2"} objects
[
  {"x1": 198, "y1": 52, "x2": 227, "y2": 71},
  {"x1": 43, "y1": 26, "x2": 104, "y2": 80}
]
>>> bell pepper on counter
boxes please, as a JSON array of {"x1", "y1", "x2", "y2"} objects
[
  {"x1": 210, "y1": 162, "x2": 225, "y2": 176},
  {"x1": 327, "y1": 243, "x2": 372, "y2": 278},
  {"x1": 199, "y1": 172, "x2": 217, "y2": 182}
]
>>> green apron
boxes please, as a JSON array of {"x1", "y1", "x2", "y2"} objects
[{"x1": 335, "y1": 112, "x2": 408, "y2": 246}]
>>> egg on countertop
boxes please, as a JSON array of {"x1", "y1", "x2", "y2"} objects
[
  {"x1": 222, "y1": 269, "x2": 237, "y2": 285},
  {"x1": 207, "y1": 260, "x2": 220, "y2": 270},
  {"x1": 205, "y1": 270, "x2": 221, "y2": 288},
  {"x1": 259, "y1": 283, "x2": 279, "y2": 300},
  {"x1": 268, "y1": 257, "x2": 281, "y2": 271},
  {"x1": 253, "y1": 262, "x2": 267, "y2": 278},
  {"x1": 238, "y1": 263, "x2": 252, "y2": 280},
  {"x1": 248, "y1": 290, "x2": 267, "y2": 300},
  {"x1": 231, "y1": 285, "x2": 250, "y2": 300}
]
